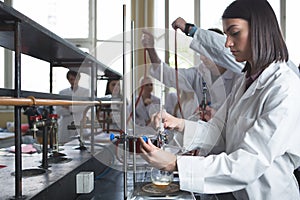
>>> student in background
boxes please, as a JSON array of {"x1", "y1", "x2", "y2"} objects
[
  {"x1": 128, "y1": 76, "x2": 160, "y2": 127},
  {"x1": 56, "y1": 70, "x2": 89, "y2": 144}
]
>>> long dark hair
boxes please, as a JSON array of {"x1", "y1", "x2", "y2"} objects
[
  {"x1": 222, "y1": 0, "x2": 288, "y2": 74},
  {"x1": 105, "y1": 79, "x2": 121, "y2": 96}
]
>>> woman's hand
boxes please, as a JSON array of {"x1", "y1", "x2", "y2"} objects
[
  {"x1": 141, "y1": 29, "x2": 155, "y2": 49},
  {"x1": 201, "y1": 105, "x2": 216, "y2": 122},
  {"x1": 139, "y1": 137, "x2": 177, "y2": 171},
  {"x1": 171, "y1": 17, "x2": 187, "y2": 32},
  {"x1": 151, "y1": 110, "x2": 185, "y2": 132}
]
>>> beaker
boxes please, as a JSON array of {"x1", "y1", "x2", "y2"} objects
[{"x1": 150, "y1": 167, "x2": 173, "y2": 189}]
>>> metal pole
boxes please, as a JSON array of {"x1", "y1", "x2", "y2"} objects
[
  {"x1": 14, "y1": 21, "x2": 23, "y2": 199},
  {"x1": 131, "y1": 20, "x2": 137, "y2": 185},
  {"x1": 280, "y1": 0, "x2": 286, "y2": 39},
  {"x1": 41, "y1": 124, "x2": 49, "y2": 169},
  {"x1": 164, "y1": 0, "x2": 169, "y2": 65},
  {"x1": 0, "y1": 97, "x2": 109, "y2": 106},
  {"x1": 91, "y1": 64, "x2": 96, "y2": 154},
  {"x1": 50, "y1": 63, "x2": 53, "y2": 94},
  {"x1": 122, "y1": 4, "x2": 128, "y2": 199}
]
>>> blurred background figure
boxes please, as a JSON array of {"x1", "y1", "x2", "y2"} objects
[
  {"x1": 128, "y1": 76, "x2": 160, "y2": 127},
  {"x1": 55, "y1": 70, "x2": 89, "y2": 145}
]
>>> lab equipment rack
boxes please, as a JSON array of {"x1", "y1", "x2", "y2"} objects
[{"x1": 0, "y1": 1, "x2": 122, "y2": 199}]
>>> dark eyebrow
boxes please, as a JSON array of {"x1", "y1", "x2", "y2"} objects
[{"x1": 224, "y1": 24, "x2": 238, "y2": 34}]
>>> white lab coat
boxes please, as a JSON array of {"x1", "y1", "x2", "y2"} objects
[
  {"x1": 56, "y1": 86, "x2": 90, "y2": 144},
  {"x1": 150, "y1": 28, "x2": 244, "y2": 118},
  {"x1": 165, "y1": 92, "x2": 178, "y2": 114},
  {"x1": 177, "y1": 62, "x2": 300, "y2": 200},
  {"x1": 128, "y1": 94, "x2": 160, "y2": 127}
]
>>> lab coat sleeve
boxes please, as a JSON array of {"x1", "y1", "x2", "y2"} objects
[
  {"x1": 177, "y1": 67, "x2": 300, "y2": 194},
  {"x1": 287, "y1": 60, "x2": 300, "y2": 77},
  {"x1": 182, "y1": 101, "x2": 227, "y2": 153},
  {"x1": 150, "y1": 62, "x2": 198, "y2": 93},
  {"x1": 190, "y1": 28, "x2": 244, "y2": 74}
]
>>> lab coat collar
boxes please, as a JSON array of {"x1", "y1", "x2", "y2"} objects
[
  {"x1": 222, "y1": 70, "x2": 236, "y2": 80},
  {"x1": 242, "y1": 62, "x2": 280, "y2": 99}
]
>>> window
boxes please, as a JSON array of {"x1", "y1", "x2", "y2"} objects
[
  {"x1": 13, "y1": 0, "x2": 89, "y2": 38},
  {"x1": 97, "y1": 0, "x2": 131, "y2": 40},
  {"x1": 200, "y1": 0, "x2": 234, "y2": 30},
  {"x1": 96, "y1": 0, "x2": 131, "y2": 97},
  {"x1": 11, "y1": 0, "x2": 90, "y2": 94},
  {"x1": 169, "y1": 0, "x2": 194, "y2": 67},
  {"x1": 286, "y1": 1, "x2": 300, "y2": 65},
  {"x1": 20, "y1": 55, "x2": 50, "y2": 93}
]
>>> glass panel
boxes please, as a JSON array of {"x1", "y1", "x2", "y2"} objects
[
  {"x1": 97, "y1": 0, "x2": 131, "y2": 40},
  {"x1": 13, "y1": 0, "x2": 89, "y2": 38}
]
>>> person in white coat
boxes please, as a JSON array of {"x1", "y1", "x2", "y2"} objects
[
  {"x1": 128, "y1": 76, "x2": 160, "y2": 127},
  {"x1": 139, "y1": 0, "x2": 300, "y2": 199},
  {"x1": 56, "y1": 70, "x2": 90, "y2": 144},
  {"x1": 141, "y1": 24, "x2": 244, "y2": 120}
]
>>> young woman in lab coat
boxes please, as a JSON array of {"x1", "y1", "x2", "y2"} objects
[{"x1": 139, "y1": 0, "x2": 300, "y2": 199}]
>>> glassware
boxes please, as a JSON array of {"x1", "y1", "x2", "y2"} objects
[{"x1": 150, "y1": 167, "x2": 174, "y2": 189}]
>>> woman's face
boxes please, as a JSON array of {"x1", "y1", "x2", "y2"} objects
[
  {"x1": 109, "y1": 80, "x2": 120, "y2": 95},
  {"x1": 223, "y1": 18, "x2": 252, "y2": 64},
  {"x1": 141, "y1": 78, "x2": 153, "y2": 94}
]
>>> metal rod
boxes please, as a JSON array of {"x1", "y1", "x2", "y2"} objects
[
  {"x1": 49, "y1": 124, "x2": 54, "y2": 150},
  {"x1": 14, "y1": 21, "x2": 23, "y2": 199},
  {"x1": 122, "y1": 4, "x2": 128, "y2": 199},
  {"x1": 41, "y1": 124, "x2": 49, "y2": 169},
  {"x1": 90, "y1": 63, "x2": 96, "y2": 154},
  {"x1": 131, "y1": 20, "x2": 137, "y2": 185},
  {"x1": 0, "y1": 96, "x2": 121, "y2": 106},
  {"x1": 50, "y1": 63, "x2": 53, "y2": 94}
]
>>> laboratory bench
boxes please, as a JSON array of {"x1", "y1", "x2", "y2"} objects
[{"x1": 0, "y1": 139, "x2": 199, "y2": 200}]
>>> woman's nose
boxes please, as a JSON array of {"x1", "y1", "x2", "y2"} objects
[{"x1": 225, "y1": 37, "x2": 233, "y2": 48}]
